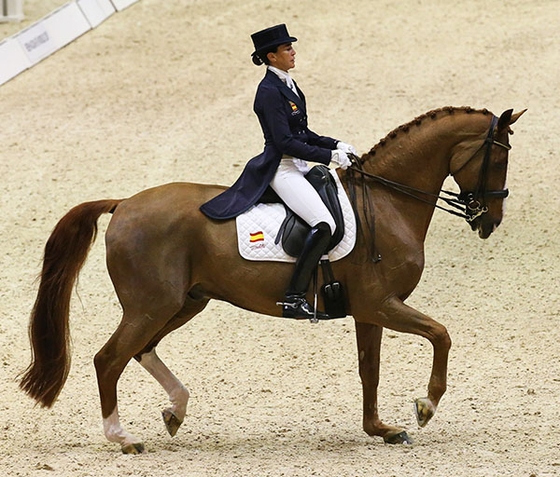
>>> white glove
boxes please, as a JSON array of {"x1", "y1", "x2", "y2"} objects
[
  {"x1": 331, "y1": 149, "x2": 352, "y2": 170},
  {"x1": 336, "y1": 141, "x2": 358, "y2": 156}
]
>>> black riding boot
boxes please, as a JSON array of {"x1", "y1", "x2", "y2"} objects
[{"x1": 281, "y1": 222, "x2": 332, "y2": 319}]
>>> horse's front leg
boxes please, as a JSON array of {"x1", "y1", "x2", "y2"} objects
[
  {"x1": 355, "y1": 322, "x2": 412, "y2": 444},
  {"x1": 379, "y1": 297, "x2": 452, "y2": 429}
]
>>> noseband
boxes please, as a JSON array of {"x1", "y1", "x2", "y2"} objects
[{"x1": 348, "y1": 115, "x2": 511, "y2": 223}]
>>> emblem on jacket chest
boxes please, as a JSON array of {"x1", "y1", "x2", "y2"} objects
[{"x1": 289, "y1": 101, "x2": 300, "y2": 115}]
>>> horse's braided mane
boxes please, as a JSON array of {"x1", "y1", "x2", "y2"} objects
[{"x1": 367, "y1": 106, "x2": 491, "y2": 156}]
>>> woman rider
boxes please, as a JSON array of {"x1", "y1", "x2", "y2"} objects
[{"x1": 200, "y1": 24, "x2": 356, "y2": 319}]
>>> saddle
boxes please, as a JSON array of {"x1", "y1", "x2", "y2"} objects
[
  {"x1": 264, "y1": 165, "x2": 345, "y2": 257},
  {"x1": 259, "y1": 165, "x2": 347, "y2": 319}
]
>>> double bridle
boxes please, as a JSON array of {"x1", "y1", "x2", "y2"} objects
[{"x1": 348, "y1": 115, "x2": 511, "y2": 223}]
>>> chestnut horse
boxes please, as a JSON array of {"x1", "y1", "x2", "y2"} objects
[{"x1": 20, "y1": 107, "x2": 525, "y2": 453}]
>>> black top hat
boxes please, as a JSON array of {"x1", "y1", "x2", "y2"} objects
[{"x1": 251, "y1": 24, "x2": 297, "y2": 59}]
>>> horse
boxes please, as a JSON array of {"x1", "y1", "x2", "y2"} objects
[{"x1": 20, "y1": 106, "x2": 525, "y2": 454}]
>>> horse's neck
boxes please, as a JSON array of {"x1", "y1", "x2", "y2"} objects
[
  {"x1": 370, "y1": 127, "x2": 447, "y2": 190},
  {"x1": 367, "y1": 112, "x2": 489, "y2": 191},
  {"x1": 360, "y1": 111, "x2": 489, "y2": 237}
]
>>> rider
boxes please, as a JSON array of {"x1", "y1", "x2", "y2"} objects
[{"x1": 200, "y1": 24, "x2": 357, "y2": 319}]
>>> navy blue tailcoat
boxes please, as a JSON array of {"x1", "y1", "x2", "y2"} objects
[{"x1": 199, "y1": 69, "x2": 338, "y2": 219}]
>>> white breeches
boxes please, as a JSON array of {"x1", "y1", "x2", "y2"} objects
[{"x1": 269, "y1": 158, "x2": 336, "y2": 235}]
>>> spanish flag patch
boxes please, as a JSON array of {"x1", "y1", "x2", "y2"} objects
[
  {"x1": 249, "y1": 231, "x2": 265, "y2": 242},
  {"x1": 289, "y1": 101, "x2": 298, "y2": 112}
]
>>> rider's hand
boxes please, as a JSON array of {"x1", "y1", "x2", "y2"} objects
[
  {"x1": 336, "y1": 141, "x2": 358, "y2": 156},
  {"x1": 331, "y1": 149, "x2": 352, "y2": 170}
]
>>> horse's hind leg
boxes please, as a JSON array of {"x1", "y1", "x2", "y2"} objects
[
  {"x1": 93, "y1": 300, "x2": 190, "y2": 453},
  {"x1": 137, "y1": 349, "x2": 189, "y2": 437},
  {"x1": 135, "y1": 299, "x2": 209, "y2": 438},
  {"x1": 94, "y1": 317, "x2": 156, "y2": 454}
]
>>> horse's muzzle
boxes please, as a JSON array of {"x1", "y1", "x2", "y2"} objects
[{"x1": 471, "y1": 216, "x2": 501, "y2": 239}]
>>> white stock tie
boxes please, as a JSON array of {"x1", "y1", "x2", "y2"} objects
[{"x1": 286, "y1": 76, "x2": 299, "y2": 97}]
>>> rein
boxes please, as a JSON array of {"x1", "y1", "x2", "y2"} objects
[
  {"x1": 347, "y1": 115, "x2": 511, "y2": 223},
  {"x1": 348, "y1": 163, "x2": 473, "y2": 220}
]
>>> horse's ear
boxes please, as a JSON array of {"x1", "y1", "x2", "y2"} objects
[
  {"x1": 498, "y1": 108, "x2": 527, "y2": 131},
  {"x1": 509, "y1": 108, "x2": 527, "y2": 125},
  {"x1": 497, "y1": 109, "x2": 513, "y2": 131}
]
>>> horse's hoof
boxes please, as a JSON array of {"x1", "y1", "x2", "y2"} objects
[
  {"x1": 121, "y1": 442, "x2": 145, "y2": 454},
  {"x1": 414, "y1": 397, "x2": 436, "y2": 427},
  {"x1": 162, "y1": 409, "x2": 183, "y2": 437},
  {"x1": 384, "y1": 430, "x2": 413, "y2": 445}
]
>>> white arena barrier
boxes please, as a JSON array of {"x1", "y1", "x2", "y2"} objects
[
  {"x1": 0, "y1": 36, "x2": 29, "y2": 83},
  {"x1": 0, "y1": 0, "x2": 24, "y2": 23},
  {"x1": 78, "y1": 0, "x2": 116, "y2": 28},
  {"x1": 110, "y1": 0, "x2": 139, "y2": 11},
  {"x1": 16, "y1": 2, "x2": 91, "y2": 65},
  {"x1": 0, "y1": 0, "x2": 140, "y2": 86}
]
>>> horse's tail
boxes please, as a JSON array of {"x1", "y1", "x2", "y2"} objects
[{"x1": 20, "y1": 199, "x2": 123, "y2": 408}]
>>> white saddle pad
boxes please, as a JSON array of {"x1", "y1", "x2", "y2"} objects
[{"x1": 236, "y1": 169, "x2": 357, "y2": 262}]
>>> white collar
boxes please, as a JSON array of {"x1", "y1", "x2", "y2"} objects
[{"x1": 267, "y1": 65, "x2": 293, "y2": 85}]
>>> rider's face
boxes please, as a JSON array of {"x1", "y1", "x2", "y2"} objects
[{"x1": 267, "y1": 43, "x2": 296, "y2": 72}]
